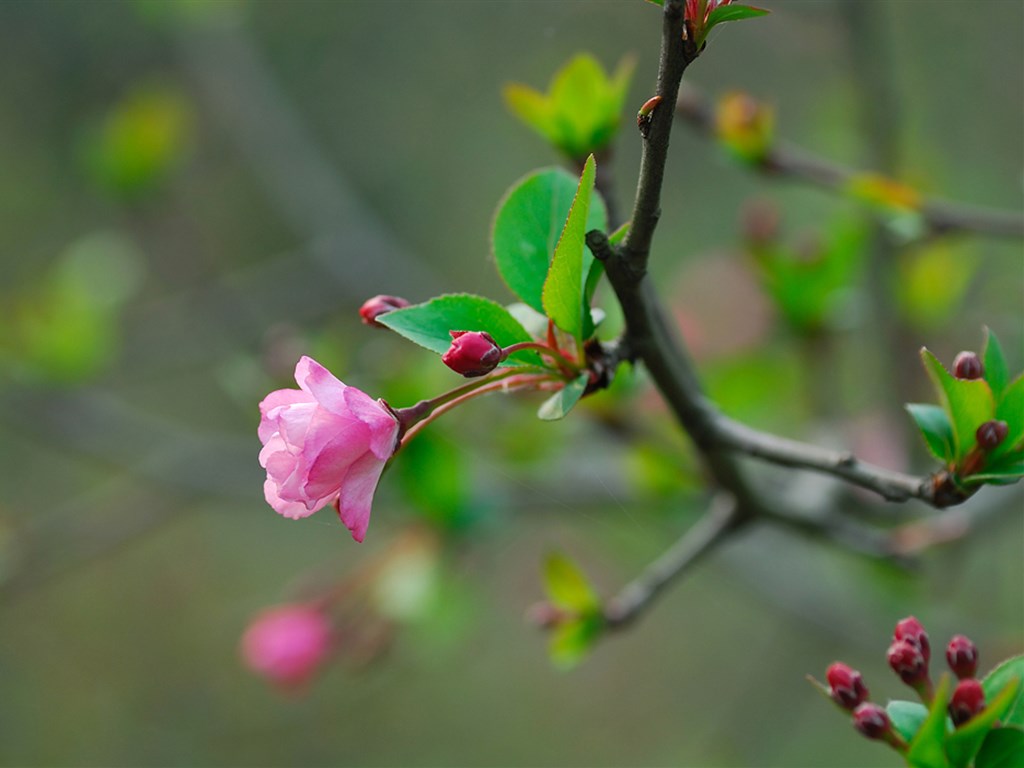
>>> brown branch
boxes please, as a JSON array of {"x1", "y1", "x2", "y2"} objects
[
  {"x1": 713, "y1": 417, "x2": 934, "y2": 504},
  {"x1": 604, "y1": 495, "x2": 741, "y2": 628},
  {"x1": 675, "y1": 87, "x2": 1024, "y2": 240}
]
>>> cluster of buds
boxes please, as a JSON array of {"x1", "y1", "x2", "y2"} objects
[{"x1": 819, "y1": 617, "x2": 990, "y2": 754}]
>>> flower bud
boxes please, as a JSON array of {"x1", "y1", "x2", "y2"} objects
[
  {"x1": 359, "y1": 295, "x2": 411, "y2": 327},
  {"x1": 976, "y1": 420, "x2": 1008, "y2": 452},
  {"x1": 853, "y1": 703, "x2": 891, "y2": 740},
  {"x1": 826, "y1": 662, "x2": 869, "y2": 710},
  {"x1": 442, "y1": 331, "x2": 504, "y2": 377},
  {"x1": 894, "y1": 616, "x2": 931, "y2": 663},
  {"x1": 888, "y1": 640, "x2": 929, "y2": 687},
  {"x1": 949, "y1": 679, "x2": 986, "y2": 727},
  {"x1": 953, "y1": 351, "x2": 984, "y2": 380},
  {"x1": 241, "y1": 604, "x2": 333, "y2": 688},
  {"x1": 946, "y1": 635, "x2": 979, "y2": 679}
]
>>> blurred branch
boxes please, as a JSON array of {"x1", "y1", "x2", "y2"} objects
[
  {"x1": 674, "y1": 87, "x2": 1024, "y2": 240},
  {"x1": 172, "y1": 16, "x2": 442, "y2": 298},
  {"x1": 714, "y1": 417, "x2": 937, "y2": 505},
  {"x1": 604, "y1": 494, "x2": 741, "y2": 627}
]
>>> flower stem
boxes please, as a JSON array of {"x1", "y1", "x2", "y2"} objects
[
  {"x1": 398, "y1": 372, "x2": 562, "y2": 448},
  {"x1": 502, "y1": 341, "x2": 582, "y2": 376}
]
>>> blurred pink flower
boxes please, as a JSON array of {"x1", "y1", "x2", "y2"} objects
[
  {"x1": 241, "y1": 604, "x2": 332, "y2": 688},
  {"x1": 258, "y1": 356, "x2": 399, "y2": 542}
]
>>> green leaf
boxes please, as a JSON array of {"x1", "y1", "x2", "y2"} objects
[
  {"x1": 537, "y1": 373, "x2": 590, "y2": 421},
  {"x1": 908, "y1": 673, "x2": 953, "y2": 768},
  {"x1": 492, "y1": 168, "x2": 607, "y2": 315},
  {"x1": 907, "y1": 403, "x2": 956, "y2": 463},
  {"x1": 975, "y1": 728, "x2": 1024, "y2": 768},
  {"x1": 700, "y1": 4, "x2": 769, "y2": 45},
  {"x1": 504, "y1": 54, "x2": 635, "y2": 159},
  {"x1": 946, "y1": 676, "x2": 1022, "y2": 768},
  {"x1": 549, "y1": 614, "x2": 604, "y2": 670},
  {"x1": 983, "y1": 655, "x2": 1024, "y2": 728},
  {"x1": 921, "y1": 348, "x2": 996, "y2": 461},
  {"x1": 542, "y1": 155, "x2": 597, "y2": 342},
  {"x1": 543, "y1": 551, "x2": 599, "y2": 613},
  {"x1": 378, "y1": 293, "x2": 539, "y2": 366},
  {"x1": 961, "y1": 460, "x2": 1024, "y2": 486},
  {"x1": 889, "y1": 700, "x2": 931, "y2": 743},
  {"x1": 993, "y1": 374, "x2": 1024, "y2": 461},
  {"x1": 983, "y1": 328, "x2": 1010, "y2": 400}
]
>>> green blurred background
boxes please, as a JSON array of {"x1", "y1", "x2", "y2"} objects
[{"x1": 0, "y1": 1, "x2": 1021, "y2": 766}]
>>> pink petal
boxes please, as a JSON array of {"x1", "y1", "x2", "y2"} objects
[
  {"x1": 295, "y1": 356, "x2": 349, "y2": 414},
  {"x1": 334, "y1": 451, "x2": 388, "y2": 543},
  {"x1": 272, "y1": 402, "x2": 318, "y2": 448},
  {"x1": 342, "y1": 388, "x2": 400, "y2": 459},
  {"x1": 258, "y1": 389, "x2": 313, "y2": 443},
  {"x1": 300, "y1": 407, "x2": 366, "y2": 464},
  {"x1": 302, "y1": 428, "x2": 372, "y2": 502},
  {"x1": 264, "y1": 478, "x2": 320, "y2": 519}
]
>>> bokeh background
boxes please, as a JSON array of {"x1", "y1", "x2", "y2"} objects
[{"x1": 1, "y1": 1, "x2": 1022, "y2": 766}]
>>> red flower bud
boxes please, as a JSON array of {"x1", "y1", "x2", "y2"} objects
[
  {"x1": 946, "y1": 635, "x2": 979, "y2": 679},
  {"x1": 442, "y1": 331, "x2": 504, "y2": 377},
  {"x1": 976, "y1": 420, "x2": 1008, "y2": 452},
  {"x1": 953, "y1": 351, "x2": 984, "y2": 380},
  {"x1": 888, "y1": 640, "x2": 929, "y2": 687},
  {"x1": 359, "y1": 295, "x2": 411, "y2": 327},
  {"x1": 826, "y1": 662, "x2": 869, "y2": 710},
  {"x1": 894, "y1": 616, "x2": 931, "y2": 663},
  {"x1": 853, "y1": 703, "x2": 891, "y2": 740},
  {"x1": 949, "y1": 678, "x2": 986, "y2": 727}
]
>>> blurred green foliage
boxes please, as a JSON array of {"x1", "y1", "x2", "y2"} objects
[{"x1": 0, "y1": 1, "x2": 1021, "y2": 767}]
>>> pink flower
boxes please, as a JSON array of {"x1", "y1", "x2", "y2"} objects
[
  {"x1": 241, "y1": 604, "x2": 333, "y2": 688},
  {"x1": 258, "y1": 356, "x2": 399, "y2": 542}
]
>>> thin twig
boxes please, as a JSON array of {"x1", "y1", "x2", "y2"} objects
[
  {"x1": 713, "y1": 417, "x2": 934, "y2": 504},
  {"x1": 604, "y1": 495, "x2": 741, "y2": 628},
  {"x1": 675, "y1": 87, "x2": 1024, "y2": 240}
]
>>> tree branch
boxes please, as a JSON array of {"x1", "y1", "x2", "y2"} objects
[
  {"x1": 675, "y1": 86, "x2": 1024, "y2": 240},
  {"x1": 713, "y1": 417, "x2": 934, "y2": 504},
  {"x1": 604, "y1": 495, "x2": 741, "y2": 628}
]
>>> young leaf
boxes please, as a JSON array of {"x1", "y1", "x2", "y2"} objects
[
  {"x1": 982, "y1": 655, "x2": 1024, "y2": 729},
  {"x1": 537, "y1": 373, "x2": 589, "y2": 421},
  {"x1": 549, "y1": 614, "x2": 603, "y2": 670},
  {"x1": 542, "y1": 154, "x2": 596, "y2": 342},
  {"x1": 945, "y1": 676, "x2": 1022, "y2": 768},
  {"x1": 974, "y1": 728, "x2": 1024, "y2": 768},
  {"x1": 982, "y1": 328, "x2": 1010, "y2": 400},
  {"x1": 492, "y1": 168, "x2": 607, "y2": 315},
  {"x1": 907, "y1": 673, "x2": 954, "y2": 768},
  {"x1": 378, "y1": 293, "x2": 540, "y2": 366},
  {"x1": 543, "y1": 551, "x2": 599, "y2": 613},
  {"x1": 700, "y1": 4, "x2": 769, "y2": 45},
  {"x1": 921, "y1": 348, "x2": 996, "y2": 461},
  {"x1": 907, "y1": 403, "x2": 956, "y2": 463},
  {"x1": 888, "y1": 699, "x2": 930, "y2": 743},
  {"x1": 993, "y1": 374, "x2": 1024, "y2": 461},
  {"x1": 961, "y1": 460, "x2": 1024, "y2": 486}
]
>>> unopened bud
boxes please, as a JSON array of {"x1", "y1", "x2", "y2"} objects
[
  {"x1": 742, "y1": 199, "x2": 780, "y2": 247},
  {"x1": 953, "y1": 351, "x2": 983, "y2": 380},
  {"x1": 442, "y1": 331, "x2": 504, "y2": 377},
  {"x1": 853, "y1": 703, "x2": 891, "y2": 740},
  {"x1": 826, "y1": 663, "x2": 870, "y2": 710},
  {"x1": 976, "y1": 420, "x2": 1008, "y2": 452},
  {"x1": 949, "y1": 679, "x2": 986, "y2": 727},
  {"x1": 946, "y1": 635, "x2": 979, "y2": 679},
  {"x1": 525, "y1": 601, "x2": 565, "y2": 629},
  {"x1": 888, "y1": 640, "x2": 929, "y2": 687},
  {"x1": 894, "y1": 616, "x2": 931, "y2": 663},
  {"x1": 240, "y1": 604, "x2": 333, "y2": 688},
  {"x1": 359, "y1": 295, "x2": 411, "y2": 327}
]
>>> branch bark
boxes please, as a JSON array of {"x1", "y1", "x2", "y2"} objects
[{"x1": 674, "y1": 87, "x2": 1024, "y2": 240}]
